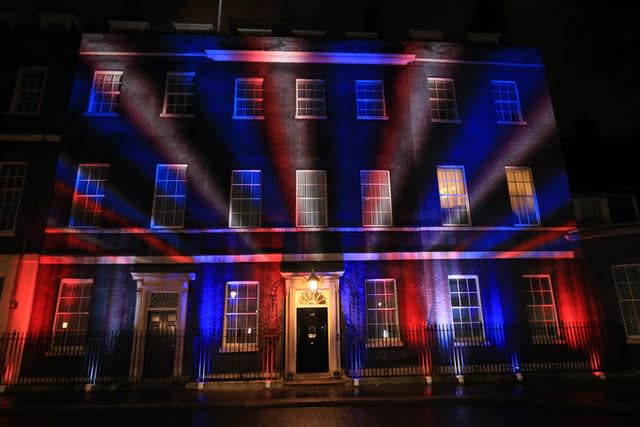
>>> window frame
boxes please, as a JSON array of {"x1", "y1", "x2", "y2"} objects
[
  {"x1": 160, "y1": 71, "x2": 195, "y2": 117},
  {"x1": 436, "y1": 165, "x2": 472, "y2": 226},
  {"x1": 365, "y1": 278, "x2": 402, "y2": 347},
  {"x1": 233, "y1": 77, "x2": 265, "y2": 120},
  {"x1": 222, "y1": 281, "x2": 260, "y2": 352},
  {"x1": 355, "y1": 79, "x2": 388, "y2": 120},
  {"x1": 611, "y1": 264, "x2": 640, "y2": 341},
  {"x1": 51, "y1": 278, "x2": 93, "y2": 354},
  {"x1": 10, "y1": 66, "x2": 48, "y2": 115},
  {"x1": 69, "y1": 164, "x2": 109, "y2": 228},
  {"x1": 295, "y1": 78, "x2": 327, "y2": 119},
  {"x1": 448, "y1": 275, "x2": 485, "y2": 345},
  {"x1": 0, "y1": 161, "x2": 28, "y2": 235},
  {"x1": 86, "y1": 70, "x2": 123, "y2": 116},
  {"x1": 427, "y1": 77, "x2": 460, "y2": 123},
  {"x1": 228, "y1": 169, "x2": 262, "y2": 228},
  {"x1": 505, "y1": 166, "x2": 541, "y2": 226},
  {"x1": 360, "y1": 170, "x2": 393, "y2": 227},
  {"x1": 491, "y1": 80, "x2": 526, "y2": 125},
  {"x1": 295, "y1": 170, "x2": 328, "y2": 227},
  {"x1": 150, "y1": 164, "x2": 188, "y2": 229},
  {"x1": 522, "y1": 274, "x2": 561, "y2": 342}
]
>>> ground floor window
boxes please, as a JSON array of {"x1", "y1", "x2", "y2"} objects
[
  {"x1": 52, "y1": 279, "x2": 93, "y2": 350},
  {"x1": 448, "y1": 275, "x2": 484, "y2": 343},
  {"x1": 365, "y1": 278, "x2": 400, "y2": 346},
  {"x1": 523, "y1": 275, "x2": 560, "y2": 340},
  {"x1": 612, "y1": 264, "x2": 640, "y2": 337},
  {"x1": 222, "y1": 281, "x2": 259, "y2": 351}
]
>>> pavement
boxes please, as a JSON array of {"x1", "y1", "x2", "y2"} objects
[{"x1": 1, "y1": 372, "x2": 640, "y2": 414}]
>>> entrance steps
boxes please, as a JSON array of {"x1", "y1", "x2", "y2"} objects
[{"x1": 284, "y1": 373, "x2": 347, "y2": 386}]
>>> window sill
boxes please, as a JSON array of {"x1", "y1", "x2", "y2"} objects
[
  {"x1": 84, "y1": 112, "x2": 118, "y2": 117},
  {"x1": 219, "y1": 344, "x2": 259, "y2": 353},
  {"x1": 150, "y1": 225, "x2": 185, "y2": 229},
  {"x1": 232, "y1": 116, "x2": 265, "y2": 120},
  {"x1": 4, "y1": 111, "x2": 41, "y2": 116},
  {"x1": 46, "y1": 347, "x2": 87, "y2": 356},
  {"x1": 366, "y1": 339, "x2": 403, "y2": 348},
  {"x1": 295, "y1": 115, "x2": 327, "y2": 120},
  {"x1": 626, "y1": 336, "x2": 640, "y2": 345},
  {"x1": 513, "y1": 223, "x2": 541, "y2": 227},
  {"x1": 531, "y1": 336, "x2": 565, "y2": 345},
  {"x1": 431, "y1": 119, "x2": 462, "y2": 124},
  {"x1": 160, "y1": 113, "x2": 194, "y2": 118},
  {"x1": 357, "y1": 116, "x2": 389, "y2": 121},
  {"x1": 497, "y1": 120, "x2": 527, "y2": 126},
  {"x1": 453, "y1": 339, "x2": 489, "y2": 347}
]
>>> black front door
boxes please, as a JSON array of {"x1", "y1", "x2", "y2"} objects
[
  {"x1": 296, "y1": 307, "x2": 328, "y2": 373},
  {"x1": 143, "y1": 310, "x2": 177, "y2": 378}
]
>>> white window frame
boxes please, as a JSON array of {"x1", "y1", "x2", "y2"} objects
[
  {"x1": 86, "y1": 70, "x2": 123, "y2": 115},
  {"x1": 522, "y1": 274, "x2": 561, "y2": 342},
  {"x1": 365, "y1": 278, "x2": 401, "y2": 347},
  {"x1": 10, "y1": 66, "x2": 48, "y2": 114},
  {"x1": 222, "y1": 281, "x2": 259, "y2": 352},
  {"x1": 436, "y1": 166, "x2": 472, "y2": 226},
  {"x1": 233, "y1": 77, "x2": 264, "y2": 119},
  {"x1": 228, "y1": 170, "x2": 262, "y2": 228},
  {"x1": 506, "y1": 166, "x2": 540, "y2": 226},
  {"x1": 51, "y1": 278, "x2": 93, "y2": 353},
  {"x1": 296, "y1": 170, "x2": 327, "y2": 227},
  {"x1": 295, "y1": 78, "x2": 327, "y2": 119},
  {"x1": 612, "y1": 264, "x2": 640, "y2": 341},
  {"x1": 151, "y1": 164, "x2": 188, "y2": 228},
  {"x1": 0, "y1": 162, "x2": 28, "y2": 234},
  {"x1": 69, "y1": 164, "x2": 109, "y2": 228},
  {"x1": 448, "y1": 275, "x2": 485, "y2": 344},
  {"x1": 355, "y1": 80, "x2": 388, "y2": 120},
  {"x1": 161, "y1": 72, "x2": 195, "y2": 117},
  {"x1": 428, "y1": 77, "x2": 460, "y2": 123},
  {"x1": 361, "y1": 170, "x2": 393, "y2": 227},
  {"x1": 491, "y1": 80, "x2": 526, "y2": 124}
]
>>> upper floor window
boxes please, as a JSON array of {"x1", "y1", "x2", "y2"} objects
[
  {"x1": 523, "y1": 275, "x2": 560, "y2": 340},
  {"x1": 491, "y1": 80, "x2": 524, "y2": 124},
  {"x1": 69, "y1": 164, "x2": 109, "y2": 228},
  {"x1": 53, "y1": 279, "x2": 93, "y2": 350},
  {"x1": 151, "y1": 164, "x2": 187, "y2": 228},
  {"x1": 87, "y1": 71, "x2": 123, "y2": 115},
  {"x1": 296, "y1": 170, "x2": 327, "y2": 227},
  {"x1": 612, "y1": 264, "x2": 640, "y2": 338},
  {"x1": 295, "y1": 79, "x2": 326, "y2": 119},
  {"x1": 0, "y1": 162, "x2": 27, "y2": 233},
  {"x1": 161, "y1": 72, "x2": 195, "y2": 116},
  {"x1": 10, "y1": 67, "x2": 47, "y2": 114},
  {"x1": 437, "y1": 166, "x2": 471, "y2": 225},
  {"x1": 223, "y1": 281, "x2": 259, "y2": 351},
  {"x1": 505, "y1": 167, "x2": 540, "y2": 226},
  {"x1": 355, "y1": 80, "x2": 387, "y2": 120},
  {"x1": 361, "y1": 170, "x2": 392, "y2": 226},
  {"x1": 428, "y1": 77, "x2": 459, "y2": 122},
  {"x1": 448, "y1": 275, "x2": 484, "y2": 343},
  {"x1": 365, "y1": 278, "x2": 401, "y2": 346},
  {"x1": 229, "y1": 170, "x2": 262, "y2": 227},
  {"x1": 233, "y1": 78, "x2": 264, "y2": 119}
]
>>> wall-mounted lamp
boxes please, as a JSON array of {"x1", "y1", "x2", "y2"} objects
[{"x1": 307, "y1": 269, "x2": 319, "y2": 292}]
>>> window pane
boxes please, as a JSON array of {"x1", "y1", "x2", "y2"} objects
[{"x1": 437, "y1": 166, "x2": 471, "y2": 225}]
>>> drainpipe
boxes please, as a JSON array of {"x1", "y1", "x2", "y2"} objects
[{"x1": 217, "y1": 0, "x2": 223, "y2": 33}]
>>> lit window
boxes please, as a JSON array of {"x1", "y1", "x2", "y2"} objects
[
  {"x1": 361, "y1": 170, "x2": 392, "y2": 226},
  {"x1": 448, "y1": 275, "x2": 484, "y2": 343},
  {"x1": 296, "y1": 170, "x2": 327, "y2": 227},
  {"x1": 70, "y1": 164, "x2": 109, "y2": 228},
  {"x1": 365, "y1": 279, "x2": 400, "y2": 346},
  {"x1": 355, "y1": 80, "x2": 387, "y2": 119},
  {"x1": 0, "y1": 162, "x2": 27, "y2": 233},
  {"x1": 437, "y1": 166, "x2": 471, "y2": 225},
  {"x1": 506, "y1": 166, "x2": 540, "y2": 225},
  {"x1": 523, "y1": 275, "x2": 560, "y2": 340},
  {"x1": 53, "y1": 279, "x2": 93, "y2": 350},
  {"x1": 295, "y1": 79, "x2": 326, "y2": 119},
  {"x1": 428, "y1": 78, "x2": 459, "y2": 122},
  {"x1": 151, "y1": 164, "x2": 187, "y2": 228},
  {"x1": 162, "y1": 72, "x2": 195, "y2": 116},
  {"x1": 10, "y1": 67, "x2": 47, "y2": 114},
  {"x1": 612, "y1": 264, "x2": 640, "y2": 337},
  {"x1": 233, "y1": 78, "x2": 264, "y2": 119},
  {"x1": 491, "y1": 80, "x2": 524, "y2": 123},
  {"x1": 223, "y1": 281, "x2": 259, "y2": 351},
  {"x1": 87, "y1": 71, "x2": 123, "y2": 114},
  {"x1": 229, "y1": 170, "x2": 262, "y2": 227}
]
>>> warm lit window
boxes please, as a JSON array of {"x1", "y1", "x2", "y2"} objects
[
  {"x1": 151, "y1": 164, "x2": 187, "y2": 228},
  {"x1": 223, "y1": 281, "x2": 259, "y2": 351},
  {"x1": 87, "y1": 71, "x2": 123, "y2": 114},
  {"x1": 355, "y1": 80, "x2": 387, "y2": 119},
  {"x1": 10, "y1": 67, "x2": 47, "y2": 114},
  {"x1": 296, "y1": 79, "x2": 326, "y2": 119},
  {"x1": 491, "y1": 80, "x2": 524, "y2": 123},
  {"x1": 69, "y1": 164, "x2": 109, "y2": 227},
  {"x1": 365, "y1": 279, "x2": 400, "y2": 346},
  {"x1": 162, "y1": 72, "x2": 195, "y2": 116},
  {"x1": 361, "y1": 170, "x2": 392, "y2": 226},
  {"x1": 612, "y1": 264, "x2": 640, "y2": 338},
  {"x1": 428, "y1": 77, "x2": 459, "y2": 122},
  {"x1": 53, "y1": 279, "x2": 93, "y2": 350},
  {"x1": 229, "y1": 170, "x2": 262, "y2": 227},
  {"x1": 233, "y1": 78, "x2": 264, "y2": 119},
  {"x1": 523, "y1": 275, "x2": 560, "y2": 340},
  {"x1": 506, "y1": 166, "x2": 540, "y2": 226},
  {"x1": 448, "y1": 275, "x2": 484, "y2": 343},
  {"x1": 437, "y1": 166, "x2": 471, "y2": 225},
  {"x1": 296, "y1": 170, "x2": 327, "y2": 227},
  {"x1": 0, "y1": 162, "x2": 27, "y2": 233}
]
